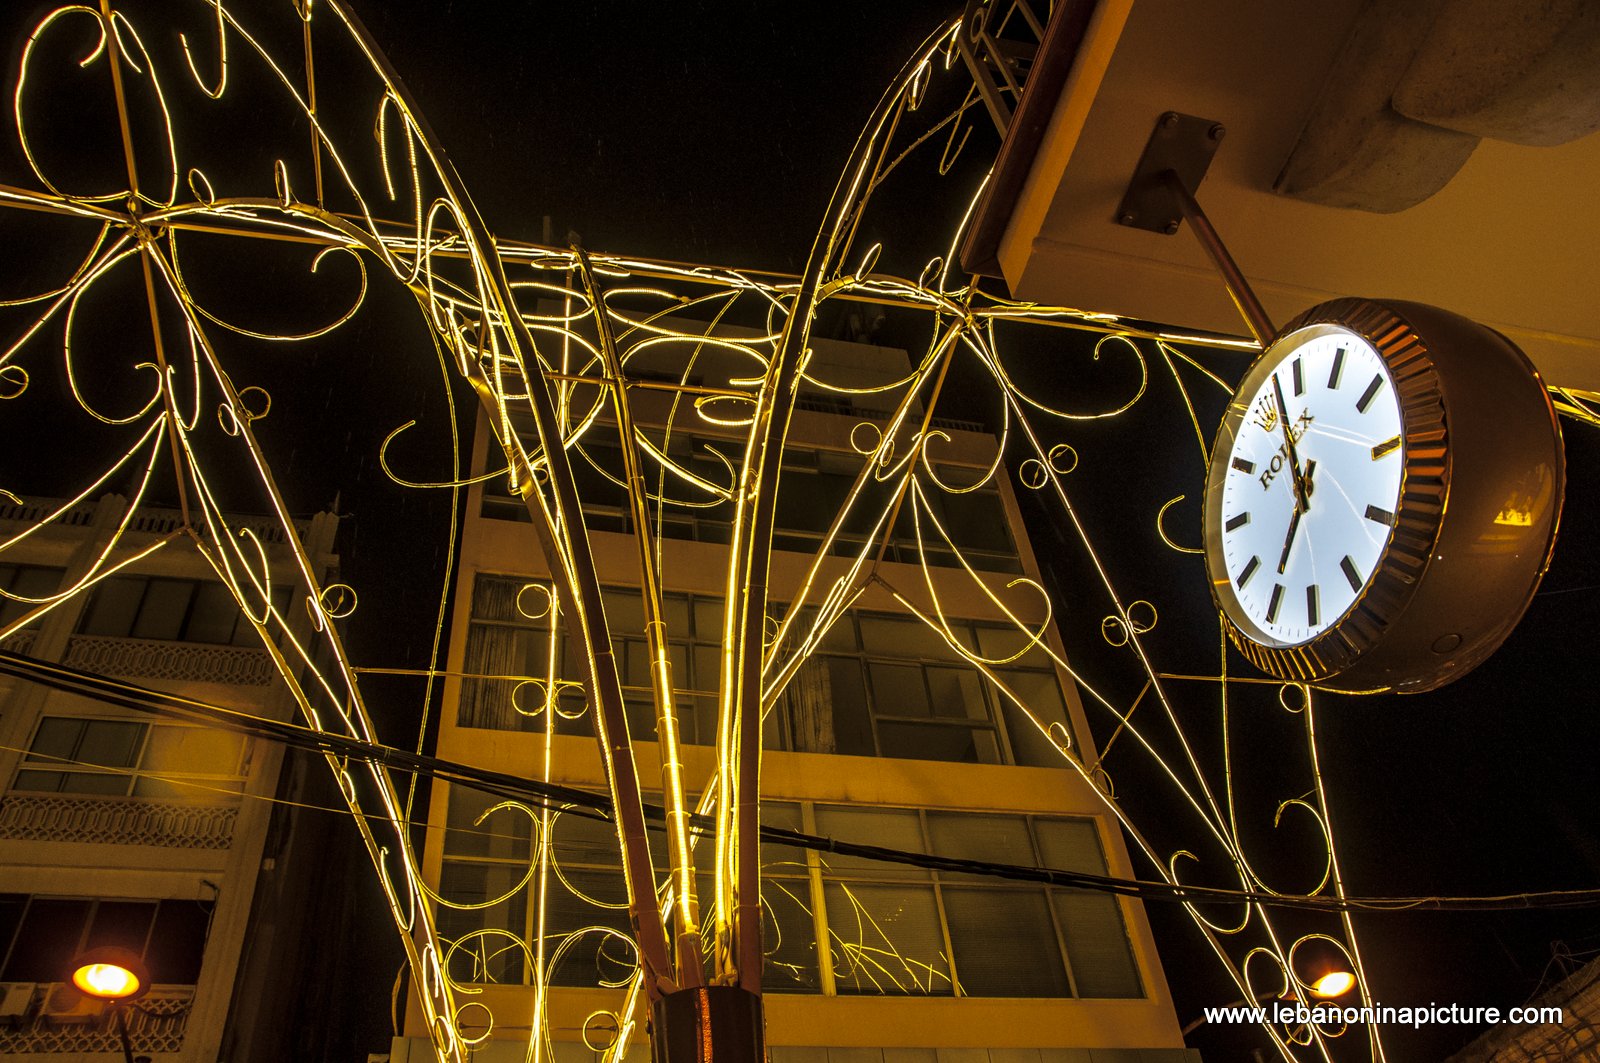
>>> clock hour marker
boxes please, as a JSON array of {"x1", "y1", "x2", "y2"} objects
[
  {"x1": 1364, "y1": 504, "x2": 1398, "y2": 527},
  {"x1": 1306, "y1": 584, "x2": 1320, "y2": 626},
  {"x1": 1356, "y1": 374, "x2": 1385, "y2": 413},
  {"x1": 1237, "y1": 555, "x2": 1260, "y2": 589},
  {"x1": 1340, "y1": 555, "x2": 1363, "y2": 592},
  {"x1": 1292, "y1": 357, "x2": 1304, "y2": 396},
  {"x1": 1370, "y1": 435, "x2": 1401, "y2": 460},
  {"x1": 1231, "y1": 456, "x2": 1255, "y2": 474},
  {"x1": 1225, "y1": 511, "x2": 1250, "y2": 532},
  {"x1": 1266, "y1": 583, "x2": 1283, "y2": 623},
  {"x1": 1328, "y1": 347, "x2": 1346, "y2": 389}
]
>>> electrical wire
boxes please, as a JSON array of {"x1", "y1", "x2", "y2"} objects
[{"x1": 5, "y1": 648, "x2": 1599, "y2": 915}]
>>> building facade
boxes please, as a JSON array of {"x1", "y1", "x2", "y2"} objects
[
  {"x1": 0, "y1": 494, "x2": 338, "y2": 1063},
  {"x1": 392, "y1": 326, "x2": 1197, "y2": 1063}
]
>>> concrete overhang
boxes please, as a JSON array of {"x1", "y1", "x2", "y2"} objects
[{"x1": 963, "y1": 0, "x2": 1600, "y2": 389}]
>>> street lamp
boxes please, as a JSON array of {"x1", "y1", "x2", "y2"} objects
[
  {"x1": 67, "y1": 948, "x2": 151, "y2": 1063},
  {"x1": 1180, "y1": 966, "x2": 1358, "y2": 1038},
  {"x1": 1310, "y1": 969, "x2": 1357, "y2": 998}
]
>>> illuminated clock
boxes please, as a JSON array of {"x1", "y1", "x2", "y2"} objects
[{"x1": 1202, "y1": 298, "x2": 1565, "y2": 693}]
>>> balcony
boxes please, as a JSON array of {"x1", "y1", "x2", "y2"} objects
[
  {"x1": 61, "y1": 634, "x2": 275, "y2": 686},
  {"x1": 0, "y1": 983, "x2": 193, "y2": 1055},
  {"x1": 0, "y1": 792, "x2": 239, "y2": 848}
]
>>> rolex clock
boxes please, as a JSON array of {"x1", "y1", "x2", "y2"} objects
[{"x1": 1202, "y1": 298, "x2": 1564, "y2": 693}]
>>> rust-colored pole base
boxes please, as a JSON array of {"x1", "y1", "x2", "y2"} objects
[{"x1": 649, "y1": 985, "x2": 765, "y2": 1063}]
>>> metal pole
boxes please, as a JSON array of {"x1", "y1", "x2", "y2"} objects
[
  {"x1": 113, "y1": 1003, "x2": 136, "y2": 1063},
  {"x1": 1160, "y1": 168, "x2": 1276, "y2": 346}
]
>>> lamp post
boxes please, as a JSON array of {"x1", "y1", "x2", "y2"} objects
[{"x1": 67, "y1": 947, "x2": 151, "y2": 1063}]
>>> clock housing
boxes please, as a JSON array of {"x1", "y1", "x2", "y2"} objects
[{"x1": 1202, "y1": 298, "x2": 1565, "y2": 693}]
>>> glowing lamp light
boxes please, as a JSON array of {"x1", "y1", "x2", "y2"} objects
[
  {"x1": 68, "y1": 948, "x2": 149, "y2": 1002},
  {"x1": 1311, "y1": 970, "x2": 1357, "y2": 998}
]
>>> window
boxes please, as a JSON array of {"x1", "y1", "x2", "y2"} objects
[
  {"x1": 478, "y1": 425, "x2": 1021, "y2": 574},
  {"x1": 434, "y1": 794, "x2": 1142, "y2": 1000},
  {"x1": 460, "y1": 576, "x2": 1078, "y2": 770},
  {"x1": 77, "y1": 576, "x2": 289, "y2": 646},
  {"x1": 434, "y1": 785, "x2": 640, "y2": 988},
  {"x1": 12, "y1": 717, "x2": 249, "y2": 799},
  {"x1": 0, "y1": 564, "x2": 65, "y2": 630},
  {"x1": 458, "y1": 576, "x2": 731, "y2": 747},
  {"x1": 814, "y1": 806, "x2": 1141, "y2": 998},
  {"x1": 0, "y1": 894, "x2": 213, "y2": 984},
  {"x1": 774, "y1": 612, "x2": 1077, "y2": 767}
]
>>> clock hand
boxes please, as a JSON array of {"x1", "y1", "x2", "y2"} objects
[
  {"x1": 1276, "y1": 459, "x2": 1317, "y2": 576},
  {"x1": 1277, "y1": 505, "x2": 1302, "y2": 575},
  {"x1": 1271, "y1": 372, "x2": 1310, "y2": 511}
]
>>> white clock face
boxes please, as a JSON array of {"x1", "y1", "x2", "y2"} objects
[{"x1": 1215, "y1": 324, "x2": 1406, "y2": 647}]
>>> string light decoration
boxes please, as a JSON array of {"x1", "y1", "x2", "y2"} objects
[{"x1": 9, "y1": 1, "x2": 1583, "y2": 1061}]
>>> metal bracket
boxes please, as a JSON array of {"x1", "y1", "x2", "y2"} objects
[{"x1": 1115, "y1": 111, "x2": 1226, "y2": 234}]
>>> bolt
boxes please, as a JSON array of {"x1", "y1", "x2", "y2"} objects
[
  {"x1": 1161, "y1": 112, "x2": 1179, "y2": 129},
  {"x1": 1118, "y1": 211, "x2": 1136, "y2": 226},
  {"x1": 1209, "y1": 123, "x2": 1226, "y2": 141},
  {"x1": 1164, "y1": 220, "x2": 1181, "y2": 235}
]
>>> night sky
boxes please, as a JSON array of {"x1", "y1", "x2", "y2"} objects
[{"x1": 3, "y1": 2, "x2": 1597, "y2": 1060}]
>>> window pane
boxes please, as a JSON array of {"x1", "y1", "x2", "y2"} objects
[
  {"x1": 81, "y1": 577, "x2": 144, "y2": 637},
  {"x1": 690, "y1": 644, "x2": 720, "y2": 695},
  {"x1": 974, "y1": 622, "x2": 1049, "y2": 665},
  {"x1": 759, "y1": 801, "x2": 806, "y2": 872},
  {"x1": 132, "y1": 580, "x2": 193, "y2": 640},
  {"x1": 995, "y1": 669, "x2": 1075, "y2": 766},
  {"x1": 29, "y1": 718, "x2": 83, "y2": 762},
  {"x1": 141, "y1": 726, "x2": 244, "y2": 777},
  {"x1": 542, "y1": 869, "x2": 632, "y2": 988},
  {"x1": 436, "y1": 862, "x2": 528, "y2": 985},
  {"x1": 86, "y1": 901, "x2": 156, "y2": 954},
  {"x1": 11, "y1": 770, "x2": 64, "y2": 792},
  {"x1": 860, "y1": 616, "x2": 960, "y2": 661},
  {"x1": 621, "y1": 638, "x2": 651, "y2": 690},
  {"x1": 61, "y1": 771, "x2": 134, "y2": 795},
  {"x1": 877, "y1": 721, "x2": 999, "y2": 765},
  {"x1": 1, "y1": 566, "x2": 63, "y2": 628},
  {"x1": 926, "y1": 667, "x2": 986, "y2": 721},
  {"x1": 601, "y1": 587, "x2": 646, "y2": 638},
  {"x1": 925, "y1": 813, "x2": 1035, "y2": 874},
  {"x1": 445, "y1": 787, "x2": 534, "y2": 860},
  {"x1": 148, "y1": 900, "x2": 212, "y2": 983},
  {"x1": 549, "y1": 813, "x2": 627, "y2": 897},
  {"x1": 472, "y1": 575, "x2": 547, "y2": 625},
  {"x1": 1034, "y1": 818, "x2": 1108, "y2": 874},
  {"x1": 869, "y1": 663, "x2": 930, "y2": 718},
  {"x1": 812, "y1": 806, "x2": 927, "y2": 880},
  {"x1": 686, "y1": 694, "x2": 718, "y2": 747},
  {"x1": 692, "y1": 598, "x2": 723, "y2": 642},
  {"x1": 185, "y1": 582, "x2": 240, "y2": 645},
  {"x1": 944, "y1": 887, "x2": 1069, "y2": 997},
  {"x1": 79, "y1": 721, "x2": 143, "y2": 768},
  {"x1": 785, "y1": 657, "x2": 873, "y2": 757},
  {"x1": 1054, "y1": 891, "x2": 1143, "y2": 998},
  {"x1": 824, "y1": 882, "x2": 951, "y2": 995},
  {"x1": 459, "y1": 623, "x2": 551, "y2": 731},
  {"x1": 2, "y1": 899, "x2": 90, "y2": 981},
  {"x1": 941, "y1": 489, "x2": 1016, "y2": 555},
  {"x1": 763, "y1": 876, "x2": 820, "y2": 993}
]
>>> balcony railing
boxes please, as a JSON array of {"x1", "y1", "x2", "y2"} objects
[
  {"x1": 0, "y1": 983, "x2": 192, "y2": 1055},
  {"x1": 0, "y1": 497, "x2": 306, "y2": 543},
  {"x1": 61, "y1": 634, "x2": 276, "y2": 686},
  {"x1": 0, "y1": 629, "x2": 36, "y2": 656},
  {"x1": 0, "y1": 793, "x2": 239, "y2": 848}
]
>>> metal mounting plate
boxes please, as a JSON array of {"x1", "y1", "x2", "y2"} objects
[{"x1": 1116, "y1": 111, "x2": 1225, "y2": 234}]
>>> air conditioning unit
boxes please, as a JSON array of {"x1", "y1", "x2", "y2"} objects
[
  {"x1": 40, "y1": 982, "x2": 103, "y2": 1022},
  {"x1": 0, "y1": 982, "x2": 36, "y2": 1020}
]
